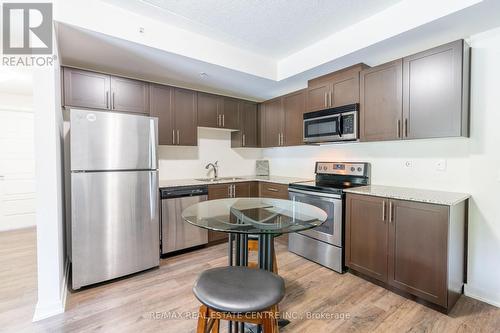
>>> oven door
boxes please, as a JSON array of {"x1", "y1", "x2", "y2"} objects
[
  {"x1": 288, "y1": 188, "x2": 342, "y2": 246},
  {"x1": 303, "y1": 114, "x2": 341, "y2": 143}
]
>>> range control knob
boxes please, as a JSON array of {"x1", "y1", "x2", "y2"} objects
[
  {"x1": 350, "y1": 167, "x2": 355, "y2": 172},
  {"x1": 318, "y1": 166, "x2": 323, "y2": 170},
  {"x1": 357, "y1": 167, "x2": 362, "y2": 172}
]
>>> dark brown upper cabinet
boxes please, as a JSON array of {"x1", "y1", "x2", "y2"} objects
[
  {"x1": 197, "y1": 94, "x2": 240, "y2": 130},
  {"x1": 110, "y1": 76, "x2": 149, "y2": 114},
  {"x1": 283, "y1": 89, "x2": 306, "y2": 146},
  {"x1": 222, "y1": 98, "x2": 240, "y2": 130},
  {"x1": 360, "y1": 60, "x2": 403, "y2": 142},
  {"x1": 63, "y1": 68, "x2": 110, "y2": 110},
  {"x1": 63, "y1": 67, "x2": 149, "y2": 114},
  {"x1": 197, "y1": 92, "x2": 221, "y2": 128},
  {"x1": 346, "y1": 193, "x2": 466, "y2": 313},
  {"x1": 232, "y1": 101, "x2": 258, "y2": 148},
  {"x1": 260, "y1": 89, "x2": 306, "y2": 148},
  {"x1": 306, "y1": 63, "x2": 367, "y2": 112},
  {"x1": 402, "y1": 40, "x2": 470, "y2": 139},
  {"x1": 149, "y1": 84, "x2": 173, "y2": 145},
  {"x1": 260, "y1": 97, "x2": 284, "y2": 148},
  {"x1": 172, "y1": 88, "x2": 198, "y2": 146}
]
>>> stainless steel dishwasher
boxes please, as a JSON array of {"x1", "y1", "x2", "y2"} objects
[{"x1": 160, "y1": 185, "x2": 208, "y2": 254}]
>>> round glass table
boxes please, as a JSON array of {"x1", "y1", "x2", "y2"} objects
[{"x1": 182, "y1": 197, "x2": 327, "y2": 332}]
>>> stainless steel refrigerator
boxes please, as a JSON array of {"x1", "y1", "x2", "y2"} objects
[{"x1": 69, "y1": 109, "x2": 159, "y2": 289}]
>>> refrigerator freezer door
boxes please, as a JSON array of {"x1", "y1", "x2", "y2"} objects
[
  {"x1": 71, "y1": 170, "x2": 159, "y2": 289},
  {"x1": 70, "y1": 109, "x2": 157, "y2": 171}
]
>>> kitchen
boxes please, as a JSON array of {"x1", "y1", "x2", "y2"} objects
[{"x1": 1, "y1": 0, "x2": 500, "y2": 332}]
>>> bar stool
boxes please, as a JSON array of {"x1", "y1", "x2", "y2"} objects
[
  {"x1": 193, "y1": 266, "x2": 285, "y2": 333},
  {"x1": 247, "y1": 235, "x2": 278, "y2": 273}
]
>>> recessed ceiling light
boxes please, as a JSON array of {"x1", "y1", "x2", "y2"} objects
[{"x1": 199, "y1": 72, "x2": 209, "y2": 79}]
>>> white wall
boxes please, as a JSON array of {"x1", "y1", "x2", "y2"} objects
[
  {"x1": 32, "y1": 28, "x2": 67, "y2": 320},
  {"x1": 158, "y1": 128, "x2": 261, "y2": 180},
  {"x1": 0, "y1": 92, "x2": 35, "y2": 231},
  {"x1": 263, "y1": 28, "x2": 500, "y2": 307}
]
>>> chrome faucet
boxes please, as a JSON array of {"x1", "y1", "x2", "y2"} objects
[{"x1": 205, "y1": 161, "x2": 219, "y2": 179}]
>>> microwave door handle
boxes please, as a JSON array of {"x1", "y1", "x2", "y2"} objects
[{"x1": 337, "y1": 115, "x2": 342, "y2": 137}]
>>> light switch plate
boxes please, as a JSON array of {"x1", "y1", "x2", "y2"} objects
[{"x1": 436, "y1": 159, "x2": 447, "y2": 171}]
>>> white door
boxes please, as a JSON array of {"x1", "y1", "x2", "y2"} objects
[{"x1": 0, "y1": 109, "x2": 36, "y2": 231}]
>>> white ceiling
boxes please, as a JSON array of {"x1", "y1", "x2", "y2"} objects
[
  {"x1": 100, "y1": 0, "x2": 402, "y2": 59},
  {"x1": 56, "y1": 0, "x2": 500, "y2": 100}
]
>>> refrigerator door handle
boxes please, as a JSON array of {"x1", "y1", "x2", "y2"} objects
[{"x1": 149, "y1": 119, "x2": 157, "y2": 169}]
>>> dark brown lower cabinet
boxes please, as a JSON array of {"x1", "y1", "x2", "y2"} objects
[
  {"x1": 346, "y1": 193, "x2": 466, "y2": 313},
  {"x1": 258, "y1": 182, "x2": 289, "y2": 199},
  {"x1": 207, "y1": 182, "x2": 252, "y2": 243},
  {"x1": 345, "y1": 195, "x2": 388, "y2": 282}
]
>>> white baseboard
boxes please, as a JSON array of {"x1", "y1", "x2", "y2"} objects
[
  {"x1": 464, "y1": 284, "x2": 500, "y2": 308},
  {"x1": 33, "y1": 258, "x2": 70, "y2": 322}
]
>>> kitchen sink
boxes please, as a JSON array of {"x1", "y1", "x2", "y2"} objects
[{"x1": 195, "y1": 177, "x2": 245, "y2": 182}]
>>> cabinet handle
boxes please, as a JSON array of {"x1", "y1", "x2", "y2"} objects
[
  {"x1": 328, "y1": 91, "x2": 332, "y2": 107},
  {"x1": 222, "y1": 114, "x2": 225, "y2": 127},
  {"x1": 382, "y1": 201, "x2": 386, "y2": 221},
  {"x1": 232, "y1": 184, "x2": 236, "y2": 197},
  {"x1": 217, "y1": 114, "x2": 220, "y2": 127},
  {"x1": 112, "y1": 92, "x2": 115, "y2": 110},
  {"x1": 324, "y1": 92, "x2": 328, "y2": 107},
  {"x1": 281, "y1": 133, "x2": 284, "y2": 146},
  {"x1": 389, "y1": 201, "x2": 393, "y2": 223},
  {"x1": 278, "y1": 133, "x2": 281, "y2": 146},
  {"x1": 267, "y1": 187, "x2": 279, "y2": 192},
  {"x1": 106, "y1": 91, "x2": 109, "y2": 109},
  {"x1": 177, "y1": 130, "x2": 180, "y2": 145},
  {"x1": 397, "y1": 119, "x2": 401, "y2": 138},
  {"x1": 404, "y1": 118, "x2": 408, "y2": 138},
  {"x1": 172, "y1": 129, "x2": 175, "y2": 144},
  {"x1": 242, "y1": 134, "x2": 246, "y2": 147}
]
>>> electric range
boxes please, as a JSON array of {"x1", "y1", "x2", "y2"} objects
[{"x1": 288, "y1": 162, "x2": 370, "y2": 273}]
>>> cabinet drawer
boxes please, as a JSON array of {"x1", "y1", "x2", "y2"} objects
[{"x1": 259, "y1": 182, "x2": 289, "y2": 199}]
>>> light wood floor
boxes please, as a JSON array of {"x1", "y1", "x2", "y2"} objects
[{"x1": 1, "y1": 228, "x2": 499, "y2": 332}]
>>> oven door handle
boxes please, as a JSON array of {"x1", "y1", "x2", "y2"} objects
[
  {"x1": 288, "y1": 188, "x2": 342, "y2": 199},
  {"x1": 338, "y1": 115, "x2": 343, "y2": 137}
]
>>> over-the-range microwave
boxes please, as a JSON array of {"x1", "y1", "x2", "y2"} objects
[{"x1": 303, "y1": 103, "x2": 359, "y2": 143}]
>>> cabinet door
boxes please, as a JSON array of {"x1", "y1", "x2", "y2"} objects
[
  {"x1": 283, "y1": 90, "x2": 306, "y2": 146},
  {"x1": 208, "y1": 184, "x2": 231, "y2": 243},
  {"x1": 360, "y1": 60, "x2": 403, "y2": 142},
  {"x1": 234, "y1": 182, "x2": 250, "y2": 198},
  {"x1": 345, "y1": 194, "x2": 388, "y2": 283},
  {"x1": 198, "y1": 92, "x2": 221, "y2": 128},
  {"x1": 261, "y1": 98, "x2": 284, "y2": 147},
  {"x1": 173, "y1": 88, "x2": 197, "y2": 146},
  {"x1": 388, "y1": 200, "x2": 448, "y2": 306},
  {"x1": 403, "y1": 40, "x2": 465, "y2": 139},
  {"x1": 63, "y1": 68, "x2": 110, "y2": 110},
  {"x1": 232, "y1": 102, "x2": 258, "y2": 148},
  {"x1": 222, "y1": 98, "x2": 240, "y2": 130},
  {"x1": 331, "y1": 73, "x2": 360, "y2": 107},
  {"x1": 306, "y1": 84, "x2": 329, "y2": 112},
  {"x1": 110, "y1": 76, "x2": 149, "y2": 114},
  {"x1": 149, "y1": 84, "x2": 173, "y2": 145}
]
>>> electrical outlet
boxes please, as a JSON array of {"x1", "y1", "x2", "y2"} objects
[
  {"x1": 436, "y1": 159, "x2": 447, "y2": 171},
  {"x1": 404, "y1": 160, "x2": 413, "y2": 168}
]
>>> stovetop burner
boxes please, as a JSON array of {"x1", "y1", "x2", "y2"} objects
[{"x1": 289, "y1": 162, "x2": 370, "y2": 195}]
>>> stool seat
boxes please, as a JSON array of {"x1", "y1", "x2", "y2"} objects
[{"x1": 193, "y1": 266, "x2": 285, "y2": 313}]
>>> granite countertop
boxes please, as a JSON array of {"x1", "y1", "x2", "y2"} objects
[
  {"x1": 343, "y1": 185, "x2": 470, "y2": 206},
  {"x1": 159, "y1": 175, "x2": 312, "y2": 189}
]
